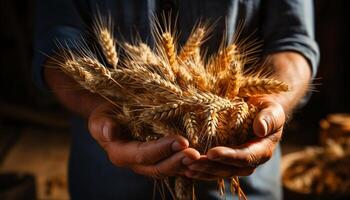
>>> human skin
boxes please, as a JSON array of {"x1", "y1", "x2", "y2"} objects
[{"x1": 44, "y1": 51, "x2": 311, "y2": 180}]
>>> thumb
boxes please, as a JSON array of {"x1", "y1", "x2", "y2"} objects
[
  {"x1": 253, "y1": 101, "x2": 285, "y2": 137},
  {"x1": 88, "y1": 103, "x2": 120, "y2": 143}
]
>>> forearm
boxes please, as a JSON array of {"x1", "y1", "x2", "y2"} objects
[
  {"x1": 263, "y1": 51, "x2": 312, "y2": 115},
  {"x1": 44, "y1": 66, "x2": 104, "y2": 118}
]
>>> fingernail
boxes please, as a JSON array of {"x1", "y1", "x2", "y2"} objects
[
  {"x1": 102, "y1": 122, "x2": 111, "y2": 141},
  {"x1": 172, "y1": 141, "x2": 185, "y2": 151},
  {"x1": 182, "y1": 157, "x2": 194, "y2": 165},
  {"x1": 256, "y1": 119, "x2": 268, "y2": 137}
]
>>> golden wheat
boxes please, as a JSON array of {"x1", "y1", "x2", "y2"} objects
[
  {"x1": 56, "y1": 15, "x2": 289, "y2": 200},
  {"x1": 93, "y1": 15, "x2": 118, "y2": 68}
]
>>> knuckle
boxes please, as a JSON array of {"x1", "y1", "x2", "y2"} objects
[
  {"x1": 243, "y1": 149, "x2": 259, "y2": 167},
  {"x1": 246, "y1": 153, "x2": 258, "y2": 166}
]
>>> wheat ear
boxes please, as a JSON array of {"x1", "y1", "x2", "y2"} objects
[
  {"x1": 140, "y1": 102, "x2": 183, "y2": 121},
  {"x1": 161, "y1": 32, "x2": 194, "y2": 89},
  {"x1": 226, "y1": 60, "x2": 244, "y2": 98},
  {"x1": 239, "y1": 105, "x2": 259, "y2": 143},
  {"x1": 183, "y1": 112, "x2": 199, "y2": 146},
  {"x1": 207, "y1": 44, "x2": 237, "y2": 77},
  {"x1": 219, "y1": 44, "x2": 238, "y2": 71},
  {"x1": 138, "y1": 43, "x2": 177, "y2": 82},
  {"x1": 61, "y1": 59, "x2": 99, "y2": 92},
  {"x1": 99, "y1": 28, "x2": 118, "y2": 68},
  {"x1": 124, "y1": 43, "x2": 176, "y2": 82},
  {"x1": 124, "y1": 43, "x2": 160, "y2": 65},
  {"x1": 77, "y1": 57, "x2": 111, "y2": 78},
  {"x1": 202, "y1": 106, "x2": 219, "y2": 151},
  {"x1": 184, "y1": 60, "x2": 210, "y2": 91},
  {"x1": 178, "y1": 27, "x2": 205, "y2": 62},
  {"x1": 161, "y1": 32, "x2": 178, "y2": 71},
  {"x1": 112, "y1": 68, "x2": 182, "y2": 98},
  {"x1": 61, "y1": 59, "x2": 121, "y2": 98},
  {"x1": 92, "y1": 14, "x2": 118, "y2": 68},
  {"x1": 238, "y1": 77, "x2": 289, "y2": 97},
  {"x1": 230, "y1": 101, "x2": 249, "y2": 130}
]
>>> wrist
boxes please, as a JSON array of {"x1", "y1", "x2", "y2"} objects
[{"x1": 263, "y1": 51, "x2": 312, "y2": 114}]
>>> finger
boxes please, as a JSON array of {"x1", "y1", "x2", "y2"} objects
[
  {"x1": 184, "y1": 170, "x2": 218, "y2": 181},
  {"x1": 106, "y1": 135, "x2": 191, "y2": 167},
  {"x1": 252, "y1": 100, "x2": 285, "y2": 137},
  {"x1": 207, "y1": 131, "x2": 281, "y2": 167},
  {"x1": 187, "y1": 160, "x2": 255, "y2": 177},
  {"x1": 132, "y1": 148, "x2": 201, "y2": 178},
  {"x1": 88, "y1": 103, "x2": 121, "y2": 143}
]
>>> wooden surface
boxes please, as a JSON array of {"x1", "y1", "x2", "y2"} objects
[{"x1": 0, "y1": 127, "x2": 71, "y2": 200}]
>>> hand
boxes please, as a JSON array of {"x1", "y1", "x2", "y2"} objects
[
  {"x1": 183, "y1": 97, "x2": 285, "y2": 181},
  {"x1": 88, "y1": 102, "x2": 201, "y2": 179}
]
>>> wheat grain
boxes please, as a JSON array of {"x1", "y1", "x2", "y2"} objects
[{"x1": 238, "y1": 77, "x2": 289, "y2": 97}]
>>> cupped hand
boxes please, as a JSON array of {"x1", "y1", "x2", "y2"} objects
[
  {"x1": 183, "y1": 97, "x2": 285, "y2": 181},
  {"x1": 88, "y1": 102, "x2": 201, "y2": 178}
]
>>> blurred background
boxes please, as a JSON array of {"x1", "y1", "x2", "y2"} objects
[{"x1": 0, "y1": 0, "x2": 349, "y2": 199}]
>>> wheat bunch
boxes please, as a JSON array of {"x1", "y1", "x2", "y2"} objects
[{"x1": 55, "y1": 15, "x2": 289, "y2": 200}]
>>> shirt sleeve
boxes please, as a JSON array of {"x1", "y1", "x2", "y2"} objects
[
  {"x1": 261, "y1": 0, "x2": 320, "y2": 77},
  {"x1": 32, "y1": 0, "x2": 86, "y2": 91}
]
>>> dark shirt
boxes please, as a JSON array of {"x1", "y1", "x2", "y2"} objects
[{"x1": 33, "y1": 1, "x2": 319, "y2": 199}]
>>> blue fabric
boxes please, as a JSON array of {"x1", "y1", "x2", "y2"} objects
[{"x1": 33, "y1": 0, "x2": 319, "y2": 199}]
